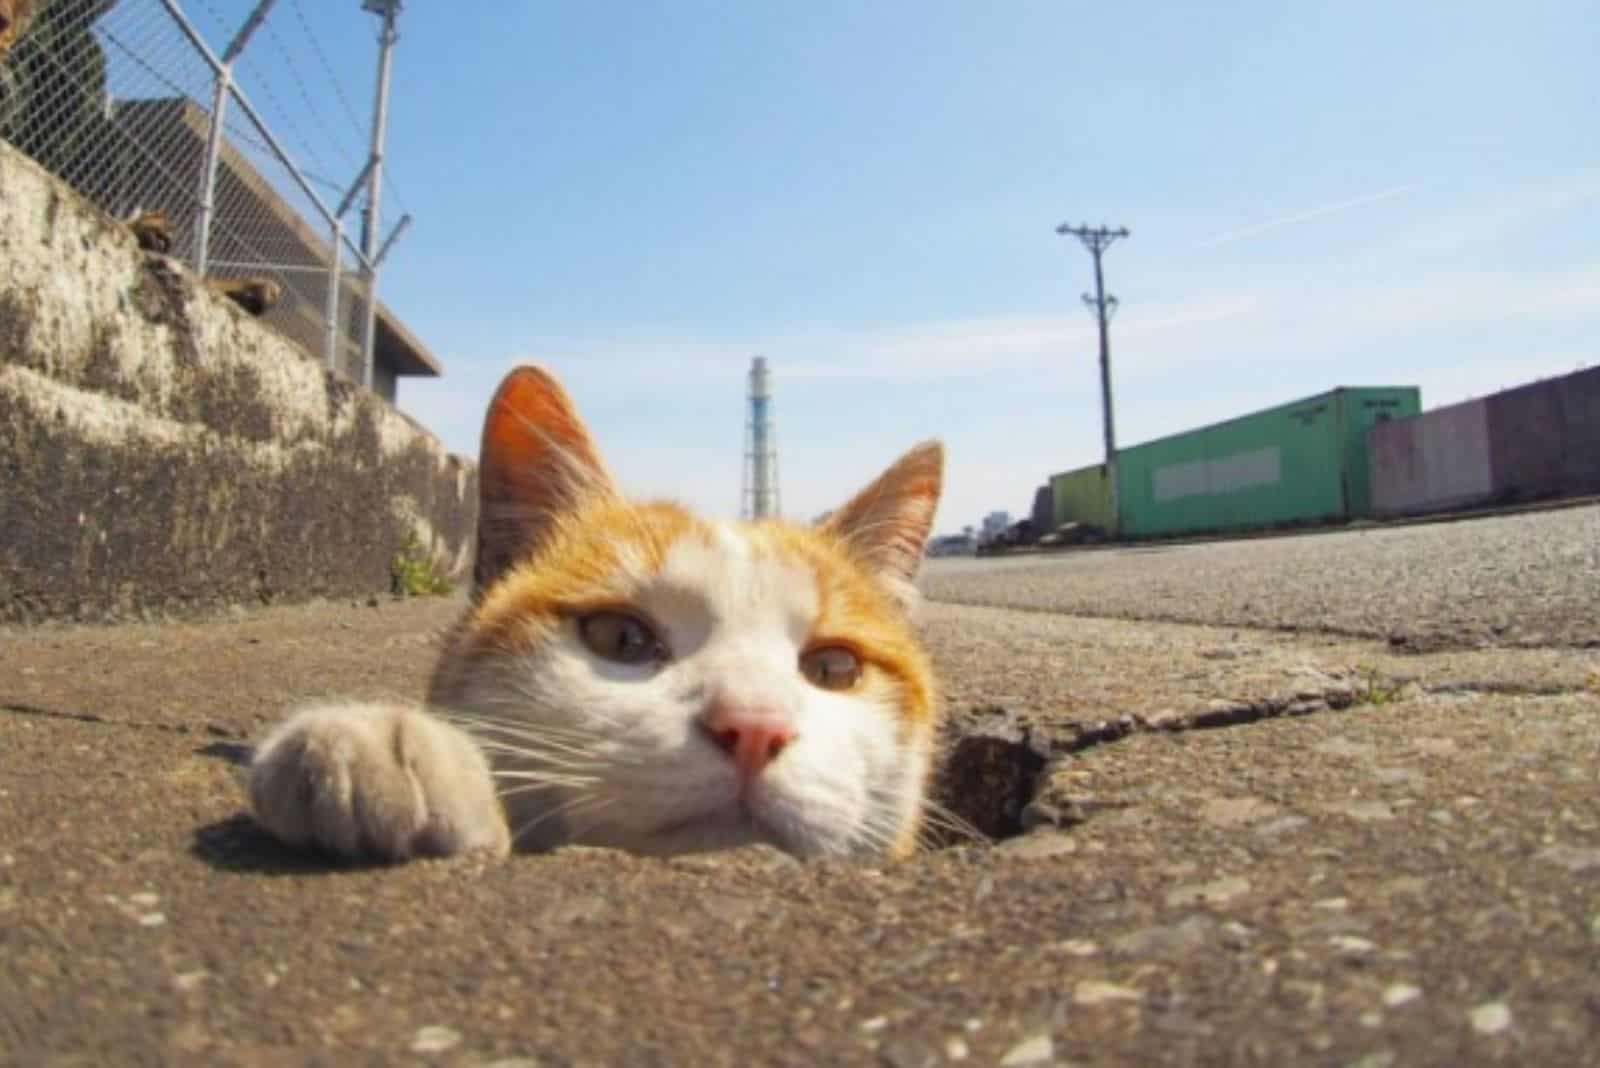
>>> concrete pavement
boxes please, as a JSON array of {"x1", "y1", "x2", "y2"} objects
[{"x1": 3, "y1": 508, "x2": 1598, "y2": 1065}]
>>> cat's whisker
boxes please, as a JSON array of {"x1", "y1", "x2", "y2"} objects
[
  {"x1": 491, "y1": 766, "x2": 600, "y2": 782},
  {"x1": 849, "y1": 818, "x2": 901, "y2": 857},
  {"x1": 492, "y1": 774, "x2": 600, "y2": 791},
  {"x1": 443, "y1": 712, "x2": 603, "y2": 749},
  {"x1": 916, "y1": 798, "x2": 990, "y2": 850},
  {"x1": 443, "y1": 706, "x2": 596, "y2": 735},
  {"x1": 451, "y1": 725, "x2": 608, "y2": 763},
  {"x1": 510, "y1": 792, "x2": 613, "y2": 846},
  {"x1": 455, "y1": 700, "x2": 626, "y2": 742},
  {"x1": 558, "y1": 797, "x2": 618, "y2": 840},
  {"x1": 475, "y1": 744, "x2": 605, "y2": 773},
  {"x1": 497, "y1": 779, "x2": 591, "y2": 799}
]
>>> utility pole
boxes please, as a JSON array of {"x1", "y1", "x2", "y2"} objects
[
  {"x1": 1056, "y1": 221, "x2": 1129, "y2": 536},
  {"x1": 358, "y1": 0, "x2": 402, "y2": 389}
]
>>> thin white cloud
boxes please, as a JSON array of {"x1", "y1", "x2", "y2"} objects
[
  {"x1": 1194, "y1": 184, "x2": 1421, "y2": 250},
  {"x1": 483, "y1": 296, "x2": 1262, "y2": 391}
]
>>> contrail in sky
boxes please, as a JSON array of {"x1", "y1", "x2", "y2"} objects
[{"x1": 1194, "y1": 184, "x2": 1421, "y2": 250}]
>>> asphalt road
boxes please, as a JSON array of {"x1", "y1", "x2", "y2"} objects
[
  {"x1": 924, "y1": 503, "x2": 1600, "y2": 651},
  {"x1": 3, "y1": 511, "x2": 1598, "y2": 1066}
]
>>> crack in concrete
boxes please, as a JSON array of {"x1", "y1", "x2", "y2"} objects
[
  {"x1": 927, "y1": 595, "x2": 1599, "y2": 655},
  {"x1": 0, "y1": 701, "x2": 245, "y2": 741},
  {"x1": 932, "y1": 671, "x2": 1597, "y2": 846}
]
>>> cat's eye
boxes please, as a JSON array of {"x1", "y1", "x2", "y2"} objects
[
  {"x1": 799, "y1": 645, "x2": 862, "y2": 691},
  {"x1": 578, "y1": 611, "x2": 667, "y2": 666}
]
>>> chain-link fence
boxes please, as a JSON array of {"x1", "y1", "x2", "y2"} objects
[{"x1": 0, "y1": 0, "x2": 408, "y2": 392}]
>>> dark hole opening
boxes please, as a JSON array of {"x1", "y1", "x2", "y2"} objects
[{"x1": 925, "y1": 708, "x2": 1055, "y2": 849}]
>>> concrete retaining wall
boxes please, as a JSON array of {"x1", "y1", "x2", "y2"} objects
[
  {"x1": 0, "y1": 142, "x2": 476, "y2": 623},
  {"x1": 1369, "y1": 398, "x2": 1493, "y2": 516}
]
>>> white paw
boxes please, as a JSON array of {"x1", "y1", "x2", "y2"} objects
[{"x1": 248, "y1": 701, "x2": 509, "y2": 861}]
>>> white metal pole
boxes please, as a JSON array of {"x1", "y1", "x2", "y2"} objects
[{"x1": 358, "y1": 0, "x2": 401, "y2": 390}]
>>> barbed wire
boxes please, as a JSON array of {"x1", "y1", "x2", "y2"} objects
[
  {"x1": 4, "y1": 0, "x2": 408, "y2": 382},
  {"x1": 283, "y1": 0, "x2": 409, "y2": 217},
  {"x1": 262, "y1": 14, "x2": 360, "y2": 173},
  {"x1": 288, "y1": 0, "x2": 366, "y2": 139},
  {"x1": 98, "y1": 26, "x2": 193, "y2": 101}
]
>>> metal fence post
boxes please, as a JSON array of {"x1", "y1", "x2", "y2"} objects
[
  {"x1": 325, "y1": 220, "x2": 343, "y2": 372},
  {"x1": 358, "y1": 0, "x2": 402, "y2": 390},
  {"x1": 192, "y1": 70, "x2": 228, "y2": 273},
  {"x1": 166, "y1": 0, "x2": 280, "y2": 275}
]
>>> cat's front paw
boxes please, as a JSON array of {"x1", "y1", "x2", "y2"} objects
[{"x1": 248, "y1": 701, "x2": 509, "y2": 862}]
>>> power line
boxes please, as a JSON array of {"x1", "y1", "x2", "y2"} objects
[{"x1": 1056, "y1": 221, "x2": 1130, "y2": 536}]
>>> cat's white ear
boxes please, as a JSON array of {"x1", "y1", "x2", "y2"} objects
[
  {"x1": 821, "y1": 440, "x2": 944, "y2": 607},
  {"x1": 473, "y1": 365, "x2": 618, "y2": 592}
]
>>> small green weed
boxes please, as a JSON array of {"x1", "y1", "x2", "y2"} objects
[
  {"x1": 389, "y1": 532, "x2": 454, "y2": 597},
  {"x1": 1354, "y1": 666, "x2": 1406, "y2": 707}
]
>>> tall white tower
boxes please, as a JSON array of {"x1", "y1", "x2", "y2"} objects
[{"x1": 741, "y1": 356, "x2": 780, "y2": 519}]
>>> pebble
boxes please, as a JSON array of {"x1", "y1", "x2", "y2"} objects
[
  {"x1": 1056, "y1": 938, "x2": 1099, "y2": 956},
  {"x1": 1470, "y1": 1002, "x2": 1512, "y2": 1035},
  {"x1": 1074, "y1": 979, "x2": 1142, "y2": 1005},
  {"x1": 1348, "y1": 1053, "x2": 1397, "y2": 1068},
  {"x1": 1325, "y1": 800, "x2": 1396, "y2": 822},
  {"x1": 138, "y1": 912, "x2": 167, "y2": 927},
  {"x1": 1535, "y1": 845, "x2": 1600, "y2": 873},
  {"x1": 1330, "y1": 936, "x2": 1376, "y2": 956},
  {"x1": 1165, "y1": 876, "x2": 1250, "y2": 908},
  {"x1": 409, "y1": 1026, "x2": 462, "y2": 1054},
  {"x1": 998, "y1": 1033, "x2": 1054, "y2": 1066},
  {"x1": 997, "y1": 830, "x2": 1079, "y2": 859},
  {"x1": 944, "y1": 1037, "x2": 970, "y2": 1061},
  {"x1": 1253, "y1": 815, "x2": 1310, "y2": 837},
  {"x1": 172, "y1": 970, "x2": 210, "y2": 993},
  {"x1": 1114, "y1": 915, "x2": 1215, "y2": 957},
  {"x1": 860, "y1": 1016, "x2": 889, "y2": 1034},
  {"x1": 128, "y1": 892, "x2": 160, "y2": 908},
  {"x1": 1200, "y1": 797, "x2": 1281, "y2": 827},
  {"x1": 1313, "y1": 897, "x2": 1349, "y2": 911},
  {"x1": 879, "y1": 1039, "x2": 938, "y2": 1068},
  {"x1": 1383, "y1": 984, "x2": 1422, "y2": 1007},
  {"x1": 1313, "y1": 737, "x2": 1374, "y2": 759}
]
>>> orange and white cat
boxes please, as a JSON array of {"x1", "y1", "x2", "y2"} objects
[{"x1": 248, "y1": 365, "x2": 944, "y2": 861}]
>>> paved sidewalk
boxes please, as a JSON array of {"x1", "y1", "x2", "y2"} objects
[{"x1": 3, "y1": 532, "x2": 1598, "y2": 1064}]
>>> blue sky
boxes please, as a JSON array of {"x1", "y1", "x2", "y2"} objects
[{"x1": 166, "y1": 2, "x2": 1598, "y2": 532}]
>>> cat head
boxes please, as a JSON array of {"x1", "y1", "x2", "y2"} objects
[{"x1": 429, "y1": 365, "x2": 944, "y2": 859}]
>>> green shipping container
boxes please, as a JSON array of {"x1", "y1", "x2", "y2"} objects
[
  {"x1": 1049, "y1": 463, "x2": 1115, "y2": 531},
  {"x1": 1116, "y1": 386, "x2": 1420, "y2": 538}
]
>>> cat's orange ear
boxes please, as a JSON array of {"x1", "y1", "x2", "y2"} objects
[
  {"x1": 821, "y1": 440, "x2": 944, "y2": 606},
  {"x1": 473, "y1": 365, "x2": 617, "y2": 592}
]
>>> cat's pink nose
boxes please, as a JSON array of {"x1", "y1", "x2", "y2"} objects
[{"x1": 699, "y1": 705, "x2": 796, "y2": 778}]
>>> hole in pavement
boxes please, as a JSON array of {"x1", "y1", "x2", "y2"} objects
[{"x1": 926, "y1": 708, "x2": 1066, "y2": 847}]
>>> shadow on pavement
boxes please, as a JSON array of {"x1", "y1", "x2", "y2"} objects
[
  {"x1": 196, "y1": 740, "x2": 253, "y2": 767},
  {"x1": 189, "y1": 813, "x2": 393, "y2": 876},
  {"x1": 1, "y1": 700, "x2": 115, "y2": 725}
]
